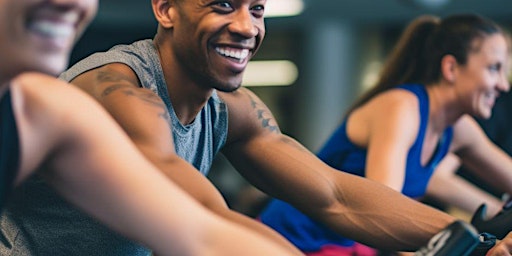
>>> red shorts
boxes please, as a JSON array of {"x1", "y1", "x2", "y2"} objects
[{"x1": 305, "y1": 243, "x2": 378, "y2": 256}]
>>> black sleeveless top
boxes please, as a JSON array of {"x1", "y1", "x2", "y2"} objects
[{"x1": 0, "y1": 90, "x2": 19, "y2": 209}]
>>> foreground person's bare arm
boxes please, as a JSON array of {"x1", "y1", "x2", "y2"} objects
[{"x1": 11, "y1": 73, "x2": 296, "y2": 256}]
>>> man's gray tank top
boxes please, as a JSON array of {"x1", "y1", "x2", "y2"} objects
[{"x1": 0, "y1": 39, "x2": 228, "y2": 255}]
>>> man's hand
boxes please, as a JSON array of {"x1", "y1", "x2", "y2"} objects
[{"x1": 486, "y1": 232, "x2": 512, "y2": 256}]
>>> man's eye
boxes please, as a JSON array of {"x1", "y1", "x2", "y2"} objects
[
  {"x1": 214, "y1": 1, "x2": 231, "y2": 9},
  {"x1": 252, "y1": 5, "x2": 264, "y2": 11},
  {"x1": 251, "y1": 5, "x2": 265, "y2": 17}
]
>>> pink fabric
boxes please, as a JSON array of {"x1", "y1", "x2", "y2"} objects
[{"x1": 305, "y1": 243, "x2": 378, "y2": 256}]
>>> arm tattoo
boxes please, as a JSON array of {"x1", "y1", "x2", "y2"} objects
[
  {"x1": 96, "y1": 70, "x2": 172, "y2": 124},
  {"x1": 102, "y1": 84, "x2": 127, "y2": 97},
  {"x1": 96, "y1": 70, "x2": 138, "y2": 86},
  {"x1": 246, "y1": 91, "x2": 280, "y2": 133}
]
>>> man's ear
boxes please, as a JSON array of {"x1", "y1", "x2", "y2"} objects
[
  {"x1": 152, "y1": 0, "x2": 177, "y2": 29},
  {"x1": 440, "y1": 54, "x2": 458, "y2": 83}
]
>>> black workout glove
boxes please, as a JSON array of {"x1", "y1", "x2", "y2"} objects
[
  {"x1": 414, "y1": 220, "x2": 480, "y2": 256},
  {"x1": 471, "y1": 199, "x2": 512, "y2": 240}
]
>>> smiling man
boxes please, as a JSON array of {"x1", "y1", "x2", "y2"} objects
[{"x1": 0, "y1": 0, "x2": 306, "y2": 255}]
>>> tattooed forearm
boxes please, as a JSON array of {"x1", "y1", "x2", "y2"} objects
[{"x1": 245, "y1": 90, "x2": 280, "y2": 133}]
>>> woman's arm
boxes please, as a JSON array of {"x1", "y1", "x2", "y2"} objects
[
  {"x1": 452, "y1": 116, "x2": 512, "y2": 199},
  {"x1": 426, "y1": 154, "x2": 503, "y2": 219},
  {"x1": 358, "y1": 90, "x2": 420, "y2": 191}
]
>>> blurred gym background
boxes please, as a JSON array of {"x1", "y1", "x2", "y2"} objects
[{"x1": 70, "y1": 0, "x2": 512, "y2": 216}]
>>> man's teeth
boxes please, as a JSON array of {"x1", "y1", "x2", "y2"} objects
[
  {"x1": 29, "y1": 20, "x2": 74, "y2": 38},
  {"x1": 216, "y1": 47, "x2": 250, "y2": 63}
]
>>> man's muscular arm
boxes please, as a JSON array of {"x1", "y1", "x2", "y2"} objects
[
  {"x1": 221, "y1": 88, "x2": 455, "y2": 251},
  {"x1": 69, "y1": 63, "x2": 304, "y2": 255}
]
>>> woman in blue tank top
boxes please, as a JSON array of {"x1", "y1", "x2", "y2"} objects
[{"x1": 260, "y1": 13, "x2": 512, "y2": 255}]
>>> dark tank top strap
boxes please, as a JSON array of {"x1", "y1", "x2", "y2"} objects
[{"x1": 0, "y1": 90, "x2": 20, "y2": 209}]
